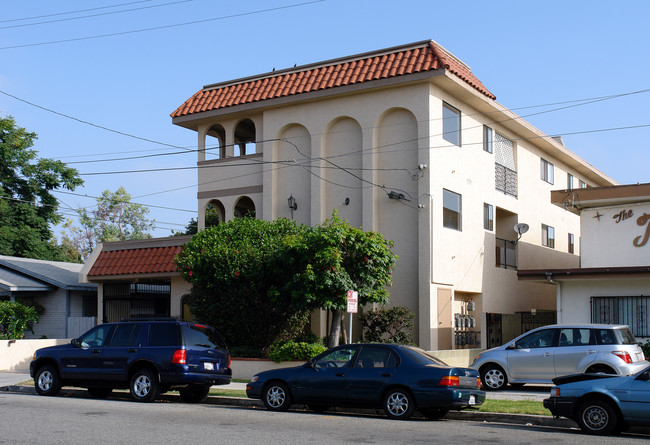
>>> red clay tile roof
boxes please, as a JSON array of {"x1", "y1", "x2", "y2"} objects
[
  {"x1": 88, "y1": 245, "x2": 182, "y2": 277},
  {"x1": 171, "y1": 40, "x2": 495, "y2": 118}
]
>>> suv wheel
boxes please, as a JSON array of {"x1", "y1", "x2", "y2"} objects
[
  {"x1": 35, "y1": 365, "x2": 62, "y2": 396},
  {"x1": 481, "y1": 364, "x2": 507, "y2": 391},
  {"x1": 130, "y1": 369, "x2": 160, "y2": 403},
  {"x1": 179, "y1": 386, "x2": 210, "y2": 403},
  {"x1": 576, "y1": 399, "x2": 618, "y2": 435}
]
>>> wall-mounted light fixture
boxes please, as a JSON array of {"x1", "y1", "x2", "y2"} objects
[
  {"x1": 388, "y1": 191, "x2": 409, "y2": 201},
  {"x1": 344, "y1": 197, "x2": 350, "y2": 206},
  {"x1": 288, "y1": 195, "x2": 297, "y2": 219}
]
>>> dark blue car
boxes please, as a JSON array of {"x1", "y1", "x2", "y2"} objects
[
  {"x1": 30, "y1": 319, "x2": 231, "y2": 403},
  {"x1": 246, "y1": 343, "x2": 485, "y2": 420},
  {"x1": 544, "y1": 364, "x2": 650, "y2": 435}
]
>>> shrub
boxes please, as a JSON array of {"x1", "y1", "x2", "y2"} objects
[
  {"x1": 268, "y1": 340, "x2": 327, "y2": 363},
  {"x1": 360, "y1": 306, "x2": 415, "y2": 345},
  {"x1": 639, "y1": 340, "x2": 650, "y2": 358},
  {"x1": 0, "y1": 301, "x2": 39, "y2": 339}
]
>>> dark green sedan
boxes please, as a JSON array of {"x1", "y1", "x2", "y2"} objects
[{"x1": 246, "y1": 343, "x2": 485, "y2": 420}]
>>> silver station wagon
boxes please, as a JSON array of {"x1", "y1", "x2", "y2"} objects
[{"x1": 471, "y1": 324, "x2": 648, "y2": 390}]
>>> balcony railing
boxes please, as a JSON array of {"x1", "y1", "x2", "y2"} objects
[
  {"x1": 495, "y1": 163, "x2": 517, "y2": 197},
  {"x1": 496, "y1": 237, "x2": 517, "y2": 269}
]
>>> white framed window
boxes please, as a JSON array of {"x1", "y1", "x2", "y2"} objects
[
  {"x1": 483, "y1": 126, "x2": 493, "y2": 153},
  {"x1": 540, "y1": 158, "x2": 554, "y2": 184},
  {"x1": 483, "y1": 203, "x2": 493, "y2": 231},
  {"x1": 542, "y1": 224, "x2": 555, "y2": 248},
  {"x1": 443, "y1": 102, "x2": 461, "y2": 146},
  {"x1": 579, "y1": 180, "x2": 587, "y2": 188},
  {"x1": 567, "y1": 173, "x2": 574, "y2": 190},
  {"x1": 443, "y1": 189, "x2": 462, "y2": 231},
  {"x1": 568, "y1": 233, "x2": 575, "y2": 254}
]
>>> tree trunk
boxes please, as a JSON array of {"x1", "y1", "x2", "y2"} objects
[{"x1": 327, "y1": 308, "x2": 343, "y2": 348}]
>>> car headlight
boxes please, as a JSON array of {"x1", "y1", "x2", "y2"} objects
[{"x1": 250, "y1": 376, "x2": 259, "y2": 383}]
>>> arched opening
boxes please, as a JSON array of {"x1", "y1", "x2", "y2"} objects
[
  {"x1": 234, "y1": 119, "x2": 256, "y2": 156},
  {"x1": 205, "y1": 200, "x2": 225, "y2": 228},
  {"x1": 206, "y1": 124, "x2": 226, "y2": 160},
  {"x1": 181, "y1": 294, "x2": 193, "y2": 322},
  {"x1": 234, "y1": 196, "x2": 256, "y2": 219}
]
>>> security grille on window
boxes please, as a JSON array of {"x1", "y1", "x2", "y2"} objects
[
  {"x1": 442, "y1": 102, "x2": 461, "y2": 146},
  {"x1": 494, "y1": 133, "x2": 517, "y2": 197},
  {"x1": 443, "y1": 189, "x2": 462, "y2": 231},
  {"x1": 540, "y1": 158, "x2": 554, "y2": 184},
  {"x1": 542, "y1": 224, "x2": 555, "y2": 248},
  {"x1": 591, "y1": 296, "x2": 649, "y2": 337}
]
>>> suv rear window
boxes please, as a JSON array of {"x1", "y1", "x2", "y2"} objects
[
  {"x1": 616, "y1": 327, "x2": 638, "y2": 345},
  {"x1": 182, "y1": 324, "x2": 227, "y2": 350},
  {"x1": 148, "y1": 323, "x2": 181, "y2": 346}
]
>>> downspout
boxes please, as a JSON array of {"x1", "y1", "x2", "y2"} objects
[
  {"x1": 65, "y1": 289, "x2": 71, "y2": 338},
  {"x1": 545, "y1": 272, "x2": 562, "y2": 324}
]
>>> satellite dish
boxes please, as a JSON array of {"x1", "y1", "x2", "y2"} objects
[{"x1": 514, "y1": 223, "x2": 529, "y2": 235}]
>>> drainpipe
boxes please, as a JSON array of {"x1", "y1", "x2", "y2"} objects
[
  {"x1": 65, "y1": 289, "x2": 71, "y2": 338},
  {"x1": 545, "y1": 272, "x2": 562, "y2": 324}
]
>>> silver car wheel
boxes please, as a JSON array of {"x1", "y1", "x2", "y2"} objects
[
  {"x1": 583, "y1": 404, "x2": 609, "y2": 431},
  {"x1": 266, "y1": 385, "x2": 286, "y2": 408},
  {"x1": 484, "y1": 368, "x2": 505, "y2": 389},
  {"x1": 133, "y1": 374, "x2": 152, "y2": 397},
  {"x1": 38, "y1": 370, "x2": 53, "y2": 391},
  {"x1": 386, "y1": 392, "x2": 409, "y2": 416}
]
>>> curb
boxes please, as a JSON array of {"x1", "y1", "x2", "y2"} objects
[{"x1": 0, "y1": 384, "x2": 575, "y2": 428}]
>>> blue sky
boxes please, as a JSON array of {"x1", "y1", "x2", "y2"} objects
[{"x1": 1, "y1": 0, "x2": 649, "y2": 238}]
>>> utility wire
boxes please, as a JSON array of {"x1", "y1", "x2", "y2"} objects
[
  {"x1": 0, "y1": 0, "x2": 326, "y2": 50},
  {"x1": 0, "y1": 0, "x2": 153, "y2": 23}
]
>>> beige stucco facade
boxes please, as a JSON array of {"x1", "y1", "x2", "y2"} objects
[{"x1": 174, "y1": 44, "x2": 615, "y2": 349}]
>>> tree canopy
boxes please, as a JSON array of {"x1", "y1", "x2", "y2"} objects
[
  {"x1": 0, "y1": 114, "x2": 83, "y2": 261},
  {"x1": 62, "y1": 186, "x2": 154, "y2": 260},
  {"x1": 176, "y1": 212, "x2": 397, "y2": 350}
]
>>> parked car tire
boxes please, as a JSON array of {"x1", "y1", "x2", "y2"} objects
[
  {"x1": 383, "y1": 388, "x2": 415, "y2": 420},
  {"x1": 35, "y1": 365, "x2": 62, "y2": 396},
  {"x1": 480, "y1": 364, "x2": 507, "y2": 391},
  {"x1": 130, "y1": 369, "x2": 160, "y2": 403},
  {"x1": 307, "y1": 404, "x2": 330, "y2": 414},
  {"x1": 87, "y1": 387, "x2": 112, "y2": 398},
  {"x1": 263, "y1": 382, "x2": 292, "y2": 411},
  {"x1": 179, "y1": 386, "x2": 210, "y2": 403},
  {"x1": 420, "y1": 407, "x2": 449, "y2": 420},
  {"x1": 576, "y1": 399, "x2": 618, "y2": 435}
]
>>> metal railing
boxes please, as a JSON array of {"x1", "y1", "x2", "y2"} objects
[
  {"x1": 495, "y1": 163, "x2": 517, "y2": 197},
  {"x1": 496, "y1": 237, "x2": 517, "y2": 269},
  {"x1": 591, "y1": 296, "x2": 650, "y2": 337}
]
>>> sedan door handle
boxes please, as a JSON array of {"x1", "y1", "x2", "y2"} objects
[
  {"x1": 127, "y1": 349, "x2": 137, "y2": 353},
  {"x1": 382, "y1": 373, "x2": 392, "y2": 377},
  {"x1": 92, "y1": 349, "x2": 101, "y2": 354},
  {"x1": 544, "y1": 352, "x2": 552, "y2": 356},
  {"x1": 336, "y1": 373, "x2": 345, "y2": 377}
]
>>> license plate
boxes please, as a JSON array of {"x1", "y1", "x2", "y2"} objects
[
  {"x1": 469, "y1": 395, "x2": 476, "y2": 405},
  {"x1": 203, "y1": 362, "x2": 214, "y2": 371}
]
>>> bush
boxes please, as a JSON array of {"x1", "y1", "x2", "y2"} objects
[
  {"x1": 0, "y1": 301, "x2": 39, "y2": 339},
  {"x1": 360, "y1": 306, "x2": 415, "y2": 345},
  {"x1": 228, "y1": 346, "x2": 264, "y2": 359},
  {"x1": 639, "y1": 340, "x2": 650, "y2": 358},
  {"x1": 268, "y1": 340, "x2": 327, "y2": 363}
]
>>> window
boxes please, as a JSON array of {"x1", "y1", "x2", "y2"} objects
[
  {"x1": 148, "y1": 323, "x2": 181, "y2": 346},
  {"x1": 567, "y1": 173, "x2": 573, "y2": 190},
  {"x1": 354, "y1": 346, "x2": 398, "y2": 369},
  {"x1": 515, "y1": 329, "x2": 556, "y2": 349},
  {"x1": 591, "y1": 297, "x2": 650, "y2": 337},
  {"x1": 542, "y1": 224, "x2": 555, "y2": 248},
  {"x1": 558, "y1": 328, "x2": 592, "y2": 346},
  {"x1": 443, "y1": 189, "x2": 462, "y2": 230},
  {"x1": 568, "y1": 233, "x2": 575, "y2": 254},
  {"x1": 579, "y1": 180, "x2": 587, "y2": 188},
  {"x1": 540, "y1": 158, "x2": 554, "y2": 184},
  {"x1": 313, "y1": 346, "x2": 358, "y2": 368},
  {"x1": 483, "y1": 126, "x2": 493, "y2": 153},
  {"x1": 483, "y1": 203, "x2": 493, "y2": 231},
  {"x1": 107, "y1": 324, "x2": 140, "y2": 347},
  {"x1": 442, "y1": 102, "x2": 461, "y2": 146}
]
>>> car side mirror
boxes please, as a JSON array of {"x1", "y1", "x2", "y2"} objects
[
  {"x1": 71, "y1": 338, "x2": 81, "y2": 348},
  {"x1": 505, "y1": 343, "x2": 516, "y2": 350}
]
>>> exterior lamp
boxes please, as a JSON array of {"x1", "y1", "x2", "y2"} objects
[{"x1": 288, "y1": 195, "x2": 297, "y2": 219}]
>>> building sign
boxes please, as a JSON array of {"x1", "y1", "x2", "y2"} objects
[{"x1": 634, "y1": 213, "x2": 650, "y2": 247}]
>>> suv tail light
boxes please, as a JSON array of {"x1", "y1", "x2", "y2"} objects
[
  {"x1": 228, "y1": 354, "x2": 231, "y2": 369},
  {"x1": 612, "y1": 351, "x2": 632, "y2": 364},
  {"x1": 439, "y1": 376, "x2": 460, "y2": 387},
  {"x1": 172, "y1": 349, "x2": 187, "y2": 364}
]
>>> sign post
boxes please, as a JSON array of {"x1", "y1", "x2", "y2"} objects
[{"x1": 347, "y1": 290, "x2": 358, "y2": 342}]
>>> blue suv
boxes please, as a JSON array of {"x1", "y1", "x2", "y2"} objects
[{"x1": 30, "y1": 318, "x2": 231, "y2": 403}]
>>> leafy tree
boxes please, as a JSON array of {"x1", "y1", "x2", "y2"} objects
[
  {"x1": 0, "y1": 300, "x2": 39, "y2": 339},
  {"x1": 293, "y1": 213, "x2": 398, "y2": 347},
  {"x1": 62, "y1": 186, "x2": 154, "y2": 260},
  {"x1": 175, "y1": 217, "x2": 311, "y2": 351},
  {"x1": 173, "y1": 217, "x2": 198, "y2": 236},
  {"x1": 0, "y1": 114, "x2": 83, "y2": 261},
  {"x1": 360, "y1": 306, "x2": 415, "y2": 345}
]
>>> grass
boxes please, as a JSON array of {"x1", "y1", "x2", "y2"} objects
[{"x1": 478, "y1": 399, "x2": 552, "y2": 416}]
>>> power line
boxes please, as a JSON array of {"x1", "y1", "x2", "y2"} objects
[
  {"x1": 0, "y1": 0, "x2": 326, "y2": 50},
  {"x1": 53, "y1": 190, "x2": 196, "y2": 213},
  {"x1": 0, "y1": 0, "x2": 191, "y2": 30},
  {"x1": 0, "y1": 0, "x2": 154, "y2": 23}
]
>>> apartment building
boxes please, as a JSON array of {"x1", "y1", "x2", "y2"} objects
[{"x1": 169, "y1": 39, "x2": 615, "y2": 350}]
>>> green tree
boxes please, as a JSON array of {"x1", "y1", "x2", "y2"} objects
[
  {"x1": 173, "y1": 217, "x2": 198, "y2": 236},
  {"x1": 175, "y1": 217, "x2": 311, "y2": 351},
  {"x1": 0, "y1": 300, "x2": 39, "y2": 339},
  {"x1": 0, "y1": 114, "x2": 83, "y2": 261},
  {"x1": 293, "y1": 213, "x2": 398, "y2": 347},
  {"x1": 62, "y1": 186, "x2": 154, "y2": 260}
]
